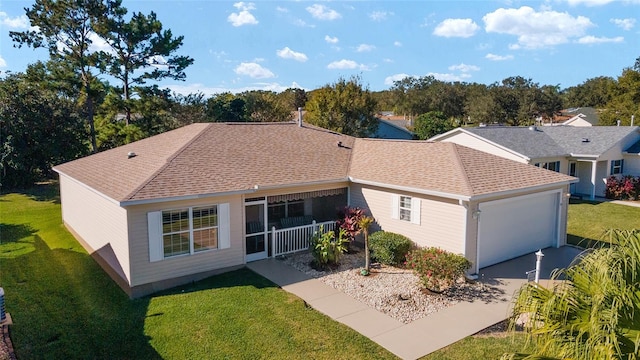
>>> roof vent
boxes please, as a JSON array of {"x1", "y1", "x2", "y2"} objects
[
  {"x1": 581, "y1": 138, "x2": 590, "y2": 143},
  {"x1": 528, "y1": 125, "x2": 537, "y2": 131},
  {"x1": 337, "y1": 141, "x2": 343, "y2": 148},
  {"x1": 127, "y1": 151, "x2": 137, "y2": 159}
]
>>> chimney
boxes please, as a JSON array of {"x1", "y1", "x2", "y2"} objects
[
  {"x1": 632, "y1": 115, "x2": 635, "y2": 127},
  {"x1": 298, "y1": 107, "x2": 303, "y2": 127}
]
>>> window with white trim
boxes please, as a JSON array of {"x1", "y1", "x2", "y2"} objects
[
  {"x1": 534, "y1": 161, "x2": 560, "y2": 172},
  {"x1": 148, "y1": 203, "x2": 230, "y2": 262},
  {"x1": 391, "y1": 194, "x2": 421, "y2": 225},
  {"x1": 611, "y1": 159, "x2": 624, "y2": 175},
  {"x1": 399, "y1": 196, "x2": 412, "y2": 222}
]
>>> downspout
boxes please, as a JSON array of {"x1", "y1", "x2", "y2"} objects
[{"x1": 590, "y1": 160, "x2": 597, "y2": 200}]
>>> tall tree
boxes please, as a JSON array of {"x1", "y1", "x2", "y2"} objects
[
  {"x1": 413, "y1": 111, "x2": 454, "y2": 140},
  {"x1": 206, "y1": 93, "x2": 247, "y2": 122},
  {"x1": 95, "y1": 1, "x2": 194, "y2": 125},
  {"x1": 10, "y1": 0, "x2": 107, "y2": 153},
  {"x1": 305, "y1": 76, "x2": 378, "y2": 137},
  {"x1": 242, "y1": 90, "x2": 292, "y2": 122},
  {"x1": 0, "y1": 71, "x2": 88, "y2": 188}
]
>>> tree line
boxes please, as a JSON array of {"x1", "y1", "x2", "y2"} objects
[{"x1": 1, "y1": 0, "x2": 639, "y2": 188}]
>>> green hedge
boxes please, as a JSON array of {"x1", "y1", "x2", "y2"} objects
[{"x1": 369, "y1": 231, "x2": 413, "y2": 266}]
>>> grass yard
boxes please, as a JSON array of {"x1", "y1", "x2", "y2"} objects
[
  {"x1": 0, "y1": 184, "x2": 395, "y2": 359},
  {"x1": 567, "y1": 199, "x2": 640, "y2": 247},
  {"x1": 422, "y1": 334, "x2": 530, "y2": 360}
]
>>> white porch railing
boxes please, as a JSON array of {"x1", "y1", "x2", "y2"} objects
[{"x1": 271, "y1": 220, "x2": 336, "y2": 257}]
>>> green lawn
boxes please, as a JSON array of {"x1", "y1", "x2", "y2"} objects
[
  {"x1": 0, "y1": 184, "x2": 394, "y2": 359},
  {"x1": 5, "y1": 186, "x2": 637, "y2": 359},
  {"x1": 567, "y1": 199, "x2": 640, "y2": 247}
]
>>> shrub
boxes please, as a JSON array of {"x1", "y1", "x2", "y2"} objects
[
  {"x1": 336, "y1": 206, "x2": 367, "y2": 242},
  {"x1": 310, "y1": 228, "x2": 349, "y2": 268},
  {"x1": 605, "y1": 175, "x2": 640, "y2": 200},
  {"x1": 405, "y1": 247, "x2": 471, "y2": 292},
  {"x1": 369, "y1": 231, "x2": 413, "y2": 266}
]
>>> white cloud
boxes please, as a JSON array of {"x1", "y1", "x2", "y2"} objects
[
  {"x1": 427, "y1": 72, "x2": 470, "y2": 82},
  {"x1": 384, "y1": 73, "x2": 409, "y2": 86},
  {"x1": 383, "y1": 58, "x2": 394, "y2": 63},
  {"x1": 611, "y1": 18, "x2": 636, "y2": 31},
  {"x1": 564, "y1": 0, "x2": 616, "y2": 6},
  {"x1": 307, "y1": 4, "x2": 341, "y2": 21},
  {"x1": 356, "y1": 44, "x2": 376, "y2": 52},
  {"x1": 0, "y1": 56, "x2": 7, "y2": 68},
  {"x1": 0, "y1": 12, "x2": 29, "y2": 28},
  {"x1": 293, "y1": 19, "x2": 314, "y2": 27},
  {"x1": 448, "y1": 63, "x2": 480, "y2": 72},
  {"x1": 577, "y1": 35, "x2": 624, "y2": 44},
  {"x1": 394, "y1": 41, "x2": 402, "y2": 47},
  {"x1": 327, "y1": 59, "x2": 371, "y2": 71},
  {"x1": 234, "y1": 62, "x2": 275, "y2": 79},
  {"x1": 369, "y1": 11, "x2": 393, "y2": 21},
  {"x1": 485, "y1": 53, "x2": 514, "y2": 61},
  {"x1": 228, "y1": 2, "x2": 258, "y2": 27},
  {"x1": 433, "y1": 18, "x2": 479, "y2": 38},
  {"x1": 325, "y1": 35, "x2": 339, "y2": 44},
  {"x1": 483, "y1": 6, "x2": 594, "y2": 49},
  {"x1": 276, "y1": 6, "x2": 288, "y2": 13},
  {"x1": 276, "y1": 47, "x2": 308, "y2": 62}
]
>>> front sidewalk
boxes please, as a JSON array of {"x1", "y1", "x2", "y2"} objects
[{"x1": 247, "y1": 246, "x2": 583, "y2": 360}]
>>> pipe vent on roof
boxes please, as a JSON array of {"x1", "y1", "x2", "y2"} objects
[
  {"x1": 581, "y1": 138, "x2": 590, "y2": 143},
  {"x1": 127, "y1": 151, "x2": 137, "y2": 159},
  {"x1": 528, "y1": 125, "x2": 537, "y2": 131}
]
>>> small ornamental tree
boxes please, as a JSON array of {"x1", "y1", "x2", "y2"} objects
[
  {"x1": 357, "y1": 216, "x2": 374, "y2": 274},
  {"x1": 405, "y1": 247, "x2": 471, "y2": 293},
  {"x1": 605, "y1": 175, "x2": 640, "y2": 200},
  {"x1": 336, "y1": 206, "x2": 367, "y2": 243}
]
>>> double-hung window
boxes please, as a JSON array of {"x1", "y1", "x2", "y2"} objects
[
  {"x1": 148, "y1": 203, "x2": 230, "y2": 262},
  {"x1": 391, "y1": 194, "x2": 421, "y2": 225},
  {"x1": 610, "y1": 159, "x2": 624, "y2": 175}
]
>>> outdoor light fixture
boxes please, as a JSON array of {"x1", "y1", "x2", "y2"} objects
[{"x1": 472, "y1": 209, "x2": 481, "y2": 219}]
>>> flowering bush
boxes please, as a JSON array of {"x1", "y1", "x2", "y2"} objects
[
  {"x1": 405, "y1": 247, "x2": 471, "y2": 293},
  {"x1": 310, "y1": 228, "x2": 349, "y2": 268},
  {"x1": 605, "y1": 175, "x2": 640, "y2": 200}
]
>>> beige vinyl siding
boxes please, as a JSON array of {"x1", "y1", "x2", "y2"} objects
[
  {"x1": 440, "y1": 132, "x2": 526, "y2": 163},
  {"x1": 126, "y1": 195, "x2": 244, "y2": 287},
  {"x1": 623, "y1": 155, "x2": 640, "y2": 176},
  {"x1": 59, "y1": 174, "x2": 131, "y2": 283},
  {"x1": 350, "y1": 184, "x2": 466, "y2": 254}
]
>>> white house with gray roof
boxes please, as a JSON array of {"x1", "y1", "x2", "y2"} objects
[
  {"x1": 431, "y1": 125, "x2": 640, "y2": 200},
  {"x1": 54, "y1": 122, "x2": 575, "y2": 298}
]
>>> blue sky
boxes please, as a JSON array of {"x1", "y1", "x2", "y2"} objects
[{"x1": 1, "y1": 0, "x2": 639, "y2": 95}]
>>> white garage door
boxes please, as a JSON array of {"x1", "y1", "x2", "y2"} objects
[{"x1": 477, "y1": 191, "x2": 559, "y2": 269}]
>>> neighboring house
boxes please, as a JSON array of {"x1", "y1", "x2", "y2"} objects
[
  {"x1": 431, "y1": 125, "x2": 640, "y2": 200},
  {"x1": 373, "y1": 118, "x2": 415, "y2": 139},
  {"x1": 541, "y1": 107, "x2": 599, "y2": 127},
  {"x1": 54, "y1": 122, "x2": 575, "y2": 298}
]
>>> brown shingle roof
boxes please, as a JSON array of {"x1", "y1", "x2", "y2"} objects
[
  {"x1": 55, "y1": 122, "x2": 575, "y2": 203},
  {"x1": 349, "y1": 139, "x2": 575, "y2": 198},
  {"x1": 54, "y1": 122, "x2": 354, "y2": 202}
]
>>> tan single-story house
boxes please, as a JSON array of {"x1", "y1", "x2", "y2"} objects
[
  {"x1": 431, "y1": 125, "x2": 640, "y2": 200},
  {"x1": 54, "y1": 122, "x2": 575, "y2": 298}
]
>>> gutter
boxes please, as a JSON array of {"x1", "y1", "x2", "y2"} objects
[
  {"x1": 468, "y1": 179, "x2": 577, "y2": 202},
  {"x1": 349, "y1": 177, "x2": 471, "y2": 201}
]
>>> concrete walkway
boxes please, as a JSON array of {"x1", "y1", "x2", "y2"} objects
[{"x1": 247, "y1": 246, "x2": 583, "y2": 360}]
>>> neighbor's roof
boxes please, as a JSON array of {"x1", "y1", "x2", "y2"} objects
[
  {"x1": 54, "y1": 122, "x2": 354, "y2": 203},
  {"x1": 462, "y1": 126, "x2": 639, "y2": 159},
  {"x1": 625, "y1": 139, "x2": 640, "y2": 155},
  {"x1": 349, "y1": 139, "x2": 575, "y2": 198},
  {"x1": 55, "y1": 122, "x2": 575, "y2": 204}
]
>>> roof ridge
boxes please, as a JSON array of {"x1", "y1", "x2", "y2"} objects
[
  {"x1": 123, "y1": 123, "x2": 213, "y2": 201},
  {"x1": 449, "y1": 143, "x2": 476, "y2": 196}
]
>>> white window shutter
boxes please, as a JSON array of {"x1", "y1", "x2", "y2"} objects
[
  {"x1": 218, "y1": 203, "x2": 231, "y2": 249},
  {"x1": 391, "y1": 194, "x2": 399, "y2": 219},
  {"x1": 411, "y1": 198, "x2": 421, "y2": 225},
  {"x1": 147, "y1": 211, "x2": 163, "y2": 262}
]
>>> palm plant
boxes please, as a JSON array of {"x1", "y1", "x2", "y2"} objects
[
  {"x1": 357, "y1": 216, "x2": 374, "y2": 274},
  {"x1": 504, "y1": 229, "x2": 640, "y2": 360}
]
